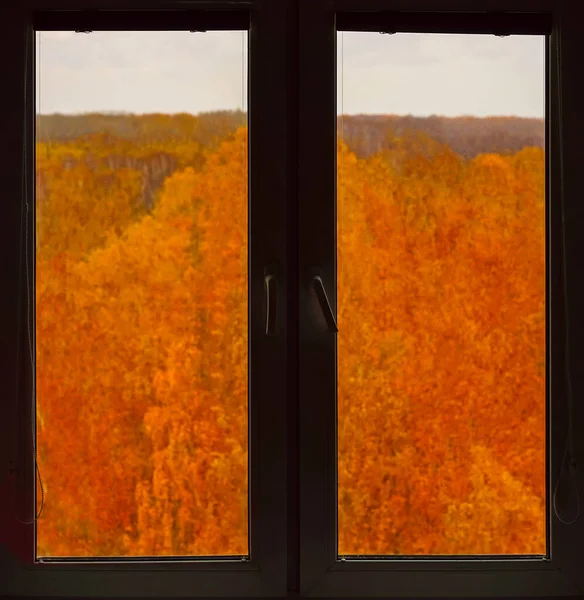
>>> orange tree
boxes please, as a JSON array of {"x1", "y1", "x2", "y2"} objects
[
  {"x1": 36, "y1": 127, "x2": 248, "y2": 557},
  {"x1": 337, "y1": 136, "x2": 546, "y2": 555}
]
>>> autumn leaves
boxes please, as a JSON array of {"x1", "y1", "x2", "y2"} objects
[
  {"x1": 338, "y1": 136, "x2": 546, "y2": 555},
  {"x1": 36, "y1": 123, "x2": 545, "y2": 558},
  {"x1": 36, "y1": 128, "x2": 248, "y2": 556}
]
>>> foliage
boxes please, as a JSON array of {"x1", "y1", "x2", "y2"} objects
[
  {"x1": 36, "y1": 116, "x2": 545, "y2": 557},
  {"x1": 36, "y1": 128, "x2": 248, "y2": 556},
  {"x1": 337, "y1": 138, "x2": 545, "y2": 555},
  {"x1": 339, "y1": 114, "x2": 544, "y2": 159}
]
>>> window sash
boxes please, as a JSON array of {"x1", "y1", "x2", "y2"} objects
[
  {"x1": 32, "y1": 9, "x2": 250, "y2": 30},
  {"x1": 1, "y1": 2, "x2": 288, "y2": 596},
  {"x1": 297, "y1": 0, "x2": 578, "y2": 595},
  {"x1": 335, "y1": 11, "x2": 551, "y2": 34}
]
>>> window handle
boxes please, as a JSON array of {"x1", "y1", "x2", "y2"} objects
[
  {"x1": 312, "y1": 275, "x2": 338, "y2": 333},
  {"x1": 265, "y1": 273, "x2": 278, "y2": 336}
]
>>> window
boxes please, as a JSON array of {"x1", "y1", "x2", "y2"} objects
[
  {"x1": 298, "y1": 0, "x2": 582, "y2": 597},
  {"x1": 2, "y1": 0, "x2": 584, "y2": 598},
  {"x1": 35, "y1": 26, "x2": 249, "y2": 561},
  {"x1": 1, "y1": 4, "x2": 287, "y2": 597},
  {"x1": 336, "y1": 28, "x2": 547, "y2": 559}
]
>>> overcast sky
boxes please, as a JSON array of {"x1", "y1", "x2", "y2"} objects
[{"x1": 36, "y1": 30, "x2": 545, "y2": 118}]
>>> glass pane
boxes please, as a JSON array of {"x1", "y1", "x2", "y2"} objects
[
  {"x1": 337, "y1": 32, "x2": 546, "y2": 556},
  {"x1": 35, "y1": 30, "x2": 249, "y2": 558}
]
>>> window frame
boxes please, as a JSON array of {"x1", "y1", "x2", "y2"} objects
[
  {"x1": 0, "y1": 0, "x2": 289, "y2": 596},
  {"x1": 2, "y1": 0, "x2": 584, "y2": 598},
  {"x1": 298, "y1": 0, "x2": 584, "y2": 596}
]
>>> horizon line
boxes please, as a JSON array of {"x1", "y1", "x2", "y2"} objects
[{"x1": 36, "y1": 111, "x2": 545, "y2": 120}]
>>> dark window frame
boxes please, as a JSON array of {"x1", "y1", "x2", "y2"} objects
[
  {"x1": 0, "y1": 1, "x2": 289, "y2": 597},
  {"x1": 298, "y1": 0, "x2": 583, "y2": 596},
  {"x1": 1, "y1": 0, "x2": 583, "y2": 598}
]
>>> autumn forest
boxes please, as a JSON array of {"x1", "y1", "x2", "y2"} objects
[{"x1": 35, "y1": 111, "x2": 545, "y2": 558}]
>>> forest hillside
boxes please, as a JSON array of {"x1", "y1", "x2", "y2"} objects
[
  {"x1": 35, "y1": 112, "x2": 546, "y2": 558},
  {"x1": 339, "y1": 114, "x2": 544, "y2": 159},
  {"x1": 37, "y1": 111, "x2": 544, "y2": 159}
]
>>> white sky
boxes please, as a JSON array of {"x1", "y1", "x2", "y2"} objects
[
  {"x1": 36, "y1": 30, "x2": 545, "y2": 118},
  {"x1": 36, "y1": 31, "x2": 249, "y2": 115},
  {"x1": 338, "y1": 32, "x2": 545, "y2": 117}
]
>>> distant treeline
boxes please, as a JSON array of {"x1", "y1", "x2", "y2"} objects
[
  {"x1": 36, "y1": 111, "x2": 544, "y2": 159},
  {"x1": 36, "y1": 110, "x2": 247, "y2": 147},
  {"x1": 339, "y1": 115, "x2": 545, "y2": 159}
]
